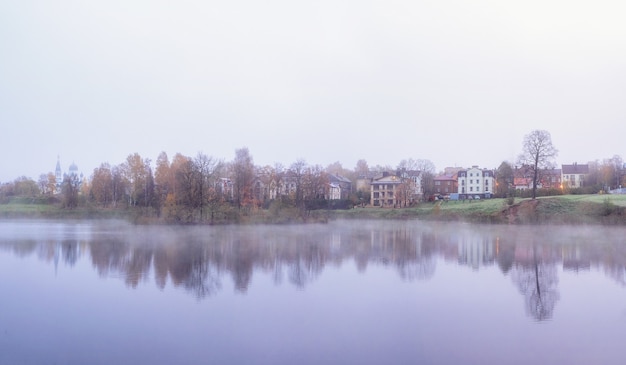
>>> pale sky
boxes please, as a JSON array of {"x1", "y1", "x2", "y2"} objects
[{"x1": 1, "y1": 0, "x2": 625, "y2": 182}]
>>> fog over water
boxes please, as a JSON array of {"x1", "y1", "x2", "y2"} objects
[
  {"x1": 2, "y1": 220, "x2": 626, "y2": 308},
  {"x1": 2, "y1": 219, "x2": 626, "y2": 364}
]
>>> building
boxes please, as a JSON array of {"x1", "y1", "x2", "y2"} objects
[
  {"x1": 54, "y1": 157, "x2": 84, "y2": 192},
  {"x1": 370, "y1": 173, "x2": 403, "y2": 207},
  {"x1": 513, "y1": 165, "x2": 562, "y2": 191},
  {"x1": 457, "y1": 166, "x2": 495, "y2": 198},
  {"x1": 562, "y1": 163, "x2": 589, "y2": 189},
  {"x1": 397, "y1": 169, "x2": 423, "y2": 202},
  {"x1": 433, "y1": 174, "x2": 457, "y2": 195},
  {"x1": 327, "y1": 174, "x2": 352, "y2": 200}
]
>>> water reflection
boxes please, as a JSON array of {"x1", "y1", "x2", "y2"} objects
[{"x1": 2, "y1": 219, "x2": 626, "y2": 321}]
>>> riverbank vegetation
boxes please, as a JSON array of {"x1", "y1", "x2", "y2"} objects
[
  {"x1": 2, "y1": 194, "x2": 626, "y2": 225},
  {"x1": 1, "y1": 133, "x2": 625, "y2": 225}
]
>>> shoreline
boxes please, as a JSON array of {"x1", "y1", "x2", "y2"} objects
[{"x1": 2, "y1": 195, "x2": 625, "y2": 226}]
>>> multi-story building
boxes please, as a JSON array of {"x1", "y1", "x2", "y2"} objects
[
  {"x1": 562, "y1": 163, "x2": 589, "y2": 189},
  {"x1": 433, "y1": 174, "x2": 457, "y2": 195},
  {"x1": 457, "y1": 166, "x2": 495, "y2": 198},
  {"x1": 370, "y1": 173, "x2": 403, "y2": 207}
]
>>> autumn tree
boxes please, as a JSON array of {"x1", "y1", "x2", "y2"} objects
[
  {"x1": 38, "y1": 173, "x2": 57, "y2": 195},
  {"x1": 517, "y1": 130, "x2": 558, "y2": 199},
  {"x1": 154, "y1": 152, "x2": 172, "y2": 212},
  {"x1": 12, "y1": 176, "x2": 40, "y2": 197},
  {"x1": 90, "y1": 163, "x2": 114, "y2": 207},
  {"x1": 173, "y1": 154, "x2": 196, "y2": 219},
  {"x1": 232, "y1": 148, "x2": 255, "y2": 210},
  {"x1": 122, "y1": 153, "x2": 154, "y2": 207},
  {"x1": 110, "y1": 165, "x2": 126, "y2": 208}
]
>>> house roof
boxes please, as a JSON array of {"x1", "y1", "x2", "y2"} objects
[
  {"x1": 328, "y1": 174, "x2": 351, "y2": 184},
  {"x1": 372, "y1": 175, "x2": 402, "y2": 184},
  {"x1": 562, "y1": 164, "x2": 589, "y2": 174},
  {"x1": 434, "y1": 174, "x2": 456, "y2": 182}
]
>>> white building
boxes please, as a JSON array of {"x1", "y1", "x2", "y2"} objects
[{"x1": 457, "y1": 166, "x2": 495, "y2": 199}]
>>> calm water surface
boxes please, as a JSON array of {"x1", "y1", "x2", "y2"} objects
[{"x1": 1, "y1": 219, "x2": 626, "y2": 365}]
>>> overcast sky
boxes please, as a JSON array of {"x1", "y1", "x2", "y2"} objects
[{"x1": 2, "y1": 0, "x2": 625, "y2": 182}]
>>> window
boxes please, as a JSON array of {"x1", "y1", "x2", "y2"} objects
[
  {"x1": 485, "y1": 180, "x2": 488, "y2": 185},
  {"x1": 470, "y1": 179, "x2": 473, "y2": 184},
  {"x1": 470, "y1": 187, "x2": 474, "y2": 192}
]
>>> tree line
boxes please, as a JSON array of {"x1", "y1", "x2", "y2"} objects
[
  {"x1": 1, "y1": 130, "x2": 625, "y2": 219},
  {"x1": 0, "y1": 146, "x2": 439, "y2": 222}
]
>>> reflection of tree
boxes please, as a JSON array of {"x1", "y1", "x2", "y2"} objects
[
  {"x1": 496, "y1": 237, "x2": 516, "y2": 274},
  {"x1": 396, "y1": 259, "x2": 435, "y2": 281},
  {"x1": 511, "y1": 245, "x2": 560, "y2": 321},
  {"x1": 14, "y1": 221, "x2": 626, "y2": 310}
]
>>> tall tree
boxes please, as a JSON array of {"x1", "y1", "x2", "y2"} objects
[
  {"x1": 354, "y1": 159, "x2": 369, "y2": 177},
  {"x1": 517, "y1": 130, "x2": 558, "y2": 199},
  {"x1": 289, "y1": 159, "x2": 307, "y2": 210},
  {"x1": 61, "y1": 174, "x2": 80, "y2": 208},
  {"x1": 232, "y1": 148, "x2": 255, "y2": 210},
  {"x1": 90, "y1": 163, "x2": 113, "y2": 207},
  {"x1": 154, "y1": 151, "x2": 172, "y2": 212},
  {"x1": 193, "y1": 152, "x2": 220, "y2": 220},
  {"x1": 496, "y1": 161, "x2": 514, "y2": 197},
  {"x1": 122, "y1": 153, "x2": 150, "y2": 206}
]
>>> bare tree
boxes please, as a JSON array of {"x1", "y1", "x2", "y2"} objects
[
  {"x1": 517, "y1": 130, "x2": 558, "y2": 199},
  {"x1": 193, "y1": 152, "x2": 220, "y2": 221}
]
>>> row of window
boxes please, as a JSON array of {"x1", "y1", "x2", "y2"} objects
[
  {"x1": 372, "y1": 184, "x2": 397, "y2": 190},
  {"x1": 460, "y1": 179, "x2": 490, "y2": 185},
  {"x1": 372, "y1": 192, "x2": 394, "y2": 198},
  {"x1": 461, "y1": 187, "x2": 491, "y2": 192}
]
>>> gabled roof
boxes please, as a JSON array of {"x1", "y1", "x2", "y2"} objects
[
  {"x1": 372, "y1": 175, "x2": 402, "y2": 184},
  {"x1": 562, "y1": 164, "x2": 589, "y2": 174},
  {"x1": 328, "y1": 174, "x2": 351, "y2": 184}
]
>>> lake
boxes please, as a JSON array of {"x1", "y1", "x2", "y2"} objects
[{"x1": 1, "y1": 219, "x2": 626, "y2": 365}]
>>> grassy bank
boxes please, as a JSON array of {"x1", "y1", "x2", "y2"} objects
[
  {"x1": 330, "y1": 194, "x2": 626, "y2": 225},
  {"x1": 2, "y1": 194, "x2": 626, "y2": 225},
  {"x1": 0, "y1": 202, "x2": 132, "y2": 220}
]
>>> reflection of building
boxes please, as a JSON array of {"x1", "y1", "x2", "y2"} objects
[
  {"x1": 561, "y1": 246, "x2": 591, "y2": 272},
  {"x1": 457, "y1": 236, "x2": 495, "y2": 270}
]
